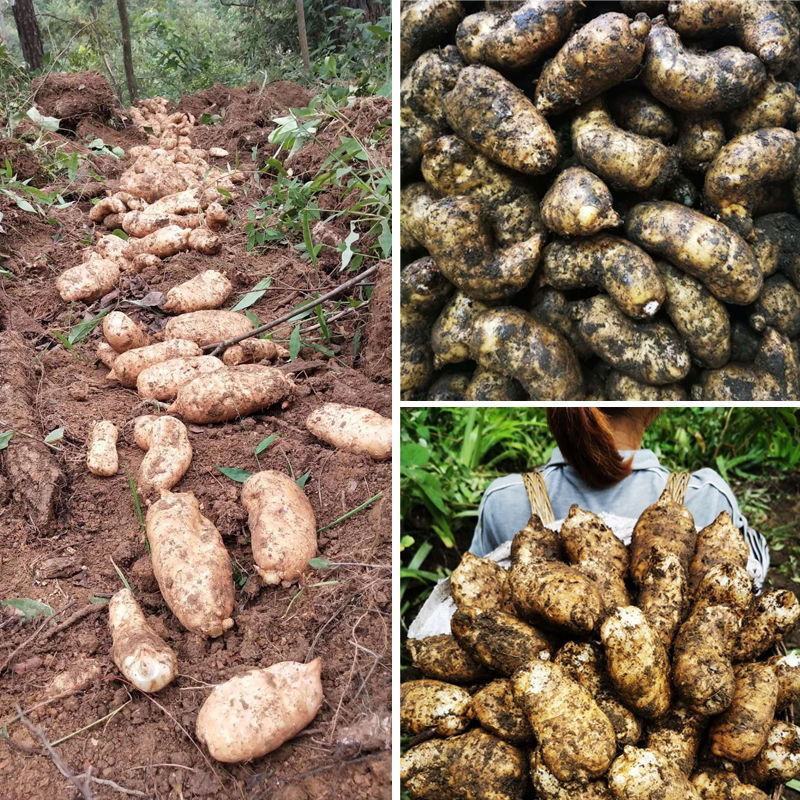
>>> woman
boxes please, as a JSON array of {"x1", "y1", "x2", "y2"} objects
[{"x1": 471, "y1": 408, "x2": 769, "y2": 589}]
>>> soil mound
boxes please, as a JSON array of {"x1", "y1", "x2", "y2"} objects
[{"x1": 31, "y1": 71, "x2": 117, "y2": 128}]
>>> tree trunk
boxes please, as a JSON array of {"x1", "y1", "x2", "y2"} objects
[
  {"x1": 337, "y1": 0, "x2": 383, "y2": 22},
  {"x1": 11, "y1": 0, "x2": 44, "y2": 71},
  {"x1": 116, "y1": 0, "x2": 138, "y2": 103},
  {"x1": 295, "y1": 0, "x2": 311, "y2": 73}
]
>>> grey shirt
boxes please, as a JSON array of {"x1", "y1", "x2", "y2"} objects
[{"x1": 470, "y1": 448, "x2": 769, "y2": 590}]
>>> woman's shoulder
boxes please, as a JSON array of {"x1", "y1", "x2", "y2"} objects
[
  {"x1": 483, "y1": 473, "x2": 525, "y2": 498},
  {"x1": 686, "y1": 467, "x2": 740, "y2": 524}
]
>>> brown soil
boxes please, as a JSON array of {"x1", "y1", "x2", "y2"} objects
[
  {"x1": 0, "y1": 140, "x2": 44, "y2": 185},
  {"x1": 31, "y1": 71, "x2": 119, "y2": 128},
  {"x1": 0, "y1": 84, "x2": 390, "y2": 800}
]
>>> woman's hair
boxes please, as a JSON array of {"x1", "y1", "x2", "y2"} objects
[{"x1": 546, "y1": 408, "x2": 661, "y2": 488}]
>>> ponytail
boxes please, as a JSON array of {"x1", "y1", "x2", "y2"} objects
[{"x1": 546, "y1": 408, "x2": 647, "y2": 488}]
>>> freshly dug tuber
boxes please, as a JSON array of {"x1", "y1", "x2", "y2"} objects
[
  {"x1": 540, "y1": 167, "x2": 620, "y2": 237},
  {"x1": 607, "y1": 746, "x2": 702, "y2": 800},
  {"x1": 571, "y1": 100, "x2": 676, "y2": 196},
  {"x1": 103, "y1": 311, "x2": 151, "y2": 353},
  {"x1": 645, "y1": 703, "x2": 704, "y2": 776},
  {"x1": 534, "y1": 12, "x2": 650, "y2": 115},
  {"x1": 136, "y1": 355, "x2": 224, "y2": 401},
  {"x1": 400, "y1": 728, "x2": 527, "y2": 800},
  {"x1": 693, "y1": 564, "x2": 754, "y2": 614},
  {"x1": 689, "y1": 512, "x2": 749, "y2": 591},
  {"x1": 305, "y1": 402, "x2": 391, "y2": 461},
  {"x1": 743, "y1": 722, "x2": 800, "y2": 786},
  {"x1": 469, "y1": 307, "x2": 582, "y2": 399},
  {"x1": 749, "y1": 275, "x2": 800, "y2": 337},
  {"x1": 672, "y1": 604, "x2": 739, "y2": 715},
  {"x1": 220, "y1": 338, "x2": 287, "y2": 366},
  {"x1": 609, "y1": 88, "x2": 676, "y2": 141},
  {"x1": 96, "y1": 341, "x2": 118, "y2": 370},
  {"x1": 709, "y1": 662, "x2": 779, "y2": 762},
  {"x1": 451, "y1": 608, "x2": 550, "y2": 676},
  {"x1": 729, "y1": 79, "x2": 799, "y2": 135},
  {"x1": 163, "y1": 310, "x2": 252, "y2": 347},
  {"x1": 577, "y1": 295, "x2": 691, "y2": 385},
  {"x1": 530, "y1": 749, "x2": 613, "y2": 800},
  {"x1": 472, "y1": 679, "x2": 532, "y2": 744},
  {"x1": 427, "y1": 371, "x2": 471, "y2": 401},
  {"x1": 554, "y1": 641, "x2": 642, "y2": 747},
  {"x1": 56, "y1": 258, "x2": 120, "y2": 303},
  {"x1": 559, "y1": 505, "x2": 631, "y2": 610},
  {"x1": 111, "y1": 339, "x2": 202, "y2": 388},
  {"x1": 450, "y1": 552, "x2": 509, "y2": 612},
  {"x1": 444, "y1": 65, "x2": 559, "y2": 176},
  {"x1": 400, "y1": 679, "x2": 473, "y2": 737},
  {"x1": 512, "y1": 660, "x2": 616, "y2": 782},
  {"x1": 406, "y1": 635, "x2": 490, "y2": 684},
  {"x1": 768, "y1": 651, "x2": 800, "y2": 710},
  {"x1": 400, "y1": 0, "x2": 464, "y2": 71},
  {"x1": 146, "y1": 490, "x2": 234, "y2": 637},
  {"x1": 542, "y1": 236, "x2": 665, "y2": 319},
  {"x1": 630, "y1": 491, "x2": 697, "y2": 584},
  {"x1": 677, "y1": 117, "x2": 726, "y2": 172},
  {"x1": 133, "y1": 414, "x2": 192, "y2": 496},
  {"x1": 162, "y1": 270, "x2": 233, "y2": 313},
  {"x1": 642, "y1": 19, "x2": 766, "y2": 113},
  {"x1": 109, "y1": 588, "x2": 177, "y2": 693},
  {"x1": 691, "y1": 769, "x2": 769, "y2": 800},
  {"x1": 241, "y1": 470, "x2": 316, "y2": 586},
  {"x1": 704, "y1": 128, "x2": 798, "y2": 239},
  {"x1": 605, "y1": 372, "x2": 688, "y2": 400},
  {"x1": 455, "y1": 0, "x2": 580, "y2": 70},
  {"x1": 168, "y1": 365, "x2": 293, "y2": 424},
  {"x1": 196, "y1": 660, "x2": 323, "y2": 763},
  {"x1": 735, "y1": 589, "x2": 800, "y2": 661},
  {"x1": 464, "y1": 369, "x2": 525, "y2": 401},
  {"x1": 600, "y1": 605, "x2": 671, "y2": 719},
  {"x1": 626, "y1": 202, "x2": 763, "y2": 305},
  {"x1": 432, "y1": 293, "x2": 491, "y2": 369},
  {"x1": 638, "y1": 551, "x2": 688, "y2": 649},
  {"x1": 86, "y1": 420, "x2": 119, "y2": 477}
]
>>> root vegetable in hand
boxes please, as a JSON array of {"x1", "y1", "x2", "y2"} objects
[
  {"x1": 600, "y1": 605, "x2": 672, "y2": 719},
  {"x1": 540, "y1": 167, "x2": 620, "y2": 237},
  {"x1": 162, "y1": 270, "x2": 233, "y2": 313},
  {"x1": 168, "y1": 365, "x2": 294, "y2": 424},
  {"x1": 196, "y1": 660, "x2": 323, "y2": 763},
  {"x1": 103, "y1": 311, "x2": 151, "y2": 353},
  {"x1": 305, "y1": 402, "x2": 391, "y2": 460},
  {"x1": 444, "y1": 65, "x2": 559, "y2": 176},
  {"x1": 86, "y1": 420, "x2": 119, "y2": 477},
  {"x1": 163, "y1": 310, "x2": 253, "y2": 347},
  {"x1": 241, "y1": 470, "x2": 316, "y2": 586},
  {"x1": 406, "y1": 634, "x2": 490, "y2": 684},
  {"x1": 534, "y1": 13, "x2": 651, "y2": 115},
  {"x1": 542, "y1": 236, "x2": 665, "y2": 320},
  {"x1": 111, "y1": 339, "x2": 202, "y2": 387},
  {"x1": 709, "y1": 662, "x2": 779, "y2": 762},
  {"x1": 455, "y1": 0, "x2": 580, "y2": 70},
  {"x1": 134, "y1": 415, "x2": 192, "y2": 496},
  {"x1": 109, "y1": 587, "x2": 177, "y2": 693},
  {"x1": 146, "y1": 490, "x2": 234, "y2": 637},
  {"x1": 512, "y1": 660, "x2": 616, "y2": 782},
  {"x1": 136, "y1": 355, "x2": 225, "y2": 401},
  {"x1": 450, "y1": 552, "x2": 510, "y2": 612},
  {"x1": 451, "y1": 608, "x2": 550, "y2": 676},
  {"x1": 400, "y1": 679, "x2": 474, "y2": 737}
]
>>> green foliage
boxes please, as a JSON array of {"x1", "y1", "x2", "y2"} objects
[{"x1": 400, "y1": 408, "x2": 800, "y2": 633}]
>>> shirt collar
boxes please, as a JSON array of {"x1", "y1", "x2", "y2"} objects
[{"x1": 546, "y1": 447, "x2": 661, "y2": 470}]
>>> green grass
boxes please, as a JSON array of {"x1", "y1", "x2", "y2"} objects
[{"x1": 400, "y1": 408, "x2": 800, "y2": 635}]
